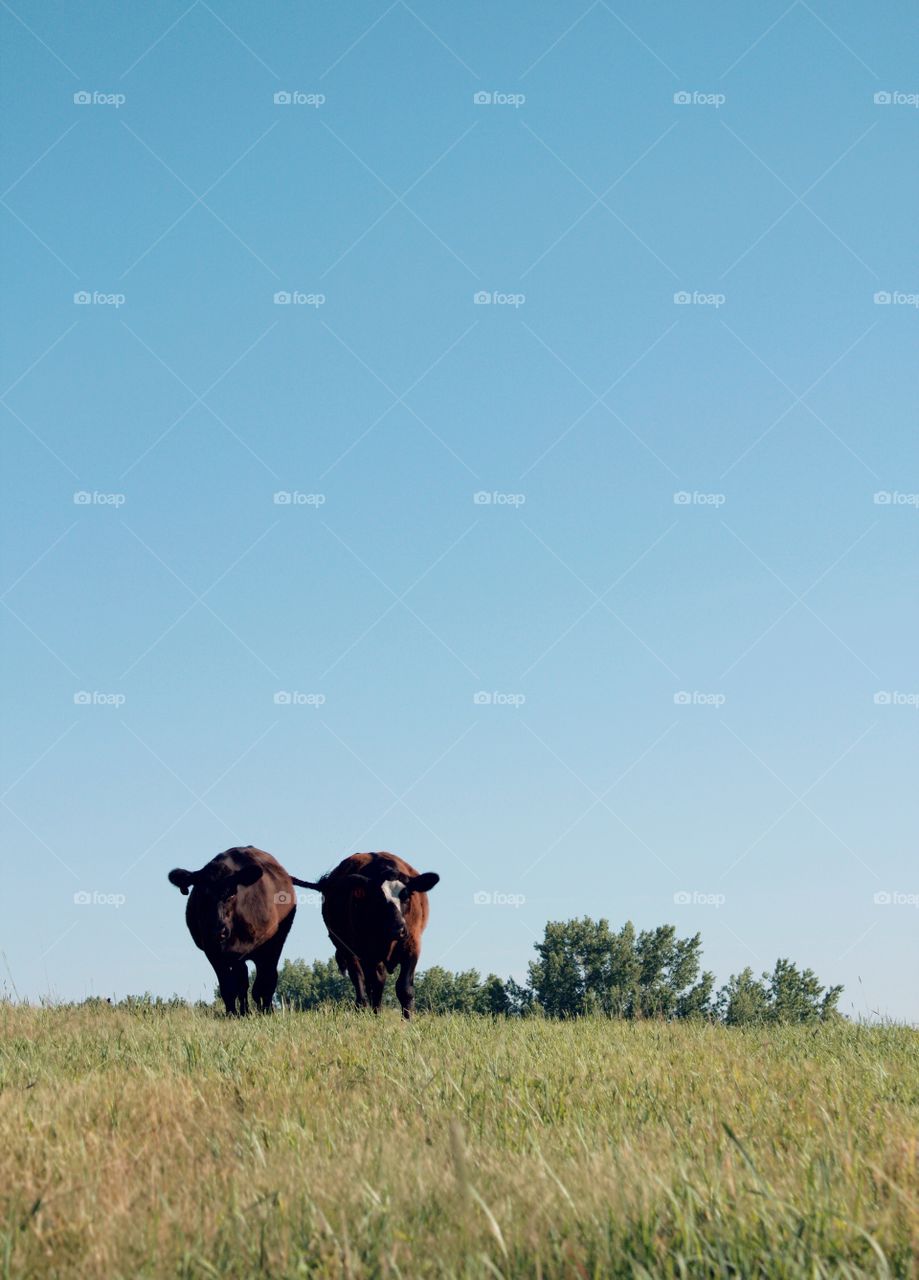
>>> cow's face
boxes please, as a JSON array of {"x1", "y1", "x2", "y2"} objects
[
  {"x1": 168, "y1": 859, "x2": 264, "y2": 951},
  {"x1": 347, "y1": 871, "x2": 440, "y2": 942}
]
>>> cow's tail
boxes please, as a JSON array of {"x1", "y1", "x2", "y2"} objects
[{"x1": 290, "y1": 876, "x2": 323, "y2": 891}]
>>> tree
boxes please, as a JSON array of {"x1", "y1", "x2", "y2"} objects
[
  {"x1": 634, "y1": 925, "x2": 713, "y2": 1019},
  {"x1": 415, "y1": 968, "x2": 508, "y2": 1013},
  {"x1": 765, "y1": 958, "x2": 843, "y2": 1024},
  {"x1": 502, "y1": 976, "x2": 535, "y2": 1017},
  {"x1": 527, "y1": 918, "x2": 713, "y2": 1019},
  {"x1": 222, "y1": 928, "x2": 843, "y2": 1024},
  {"x1": 480, "y1": 974, "x2": 512, "y2": 1015},
  {"x1": 275, "y1": 958, "x2": 351, "y2": 1009},
  {"x1": 716, "y1": 967, "x2": 771, "y2": 1026},
  {"x1": 715, "y1": 959, "x2": 843, "y2": 1025}
]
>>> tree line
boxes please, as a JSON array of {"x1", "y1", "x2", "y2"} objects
[{"x1": 275, "y1": 916, "x2": 844, "y2": 1025}]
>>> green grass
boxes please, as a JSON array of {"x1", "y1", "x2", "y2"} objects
[{"x1": 1, "y1": 1006, "x2": 917, "y2": 1278}]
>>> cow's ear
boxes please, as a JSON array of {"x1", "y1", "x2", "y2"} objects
[
  {"x1": 168, "y1": 868, "x2": 197, "y2": 896},
  {"x1": 235, "y1": 864, "x2": 264, "y2": 890},
  {"x1": 405, "y1": 872, "x2": 439, "y2": 894}
]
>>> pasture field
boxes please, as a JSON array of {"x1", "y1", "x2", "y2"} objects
[{"x1": 1, "y1": 1006, "x2": 916, "y2": 1279}]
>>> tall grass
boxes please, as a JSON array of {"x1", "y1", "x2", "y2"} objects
[{"x1": 1, "y1": 1004, "x2": 916, "y2": 1277}]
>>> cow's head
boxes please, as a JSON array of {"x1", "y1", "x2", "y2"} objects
[
  {"x1": 168, "y1": 856, "x2": 264, "y2": 950},
  {"x1": 325, "y1": 869, "x2": 440, "y2": 942}
]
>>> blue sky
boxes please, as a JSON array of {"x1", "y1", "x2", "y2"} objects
[{"x1": 1, "y1": 1, "x2": 916, "y2": 1019}]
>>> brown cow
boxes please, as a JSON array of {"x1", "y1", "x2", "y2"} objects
[
  {"x1": 296, "y1": 852, "x2": 439, "y2": 1019},
  {"x1": 168, "y1": 846, "x2": 302, "y2": 1015}
]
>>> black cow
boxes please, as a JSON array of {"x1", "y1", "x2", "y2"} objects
[{"x1": 168, "y1": 846, "x2": 302, "y2": 1015}]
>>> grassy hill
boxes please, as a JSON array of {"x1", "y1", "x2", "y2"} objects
[{"x1": 1, "y1": 1005, "x2": 916, "y2": 1277}]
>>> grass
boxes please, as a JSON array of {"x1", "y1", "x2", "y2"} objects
[{"x1": 0, "y1": 1005, "x2": 916, "y2": 1278}]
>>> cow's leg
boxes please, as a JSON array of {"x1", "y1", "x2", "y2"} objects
[
  {"x1": 396, "y1": 954, "x2": 418, "y2": 1020},
  {"x1": 252, "y1": 910, "x2": 295, "y2": 1013},
  {"x1": 344, "y1": 954, "x2": 369, "y2": 1009},
  {"x1": 233, "y1": 960, "x2": 250, "y2": 1015},
  {"x1": 215, "y1": 958, "x2": 249, "y2": 1016},
  {"x1": 366, "y1": 961, "x2": 388, "y2": 1013}
]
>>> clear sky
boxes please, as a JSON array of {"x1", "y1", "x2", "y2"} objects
[{"x1": 2, "y1": 1, "x2": 916, "y2": 1020}]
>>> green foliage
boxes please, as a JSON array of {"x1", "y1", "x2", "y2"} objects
[
  {"x1": 213, "y1": 919, "x2": 842, "y2": 1027},
  {"x1": 717, "y1": 959, "x2": 843, "y2": 1026},
  {"x1": 767, "y1": 957, "x2": 843, "y2": 1022},
  {"x1": 416, "y1": 966, "x2": 482, "y2": 1012},
  {"x1": 717, "y1": 967, "x2": 772, "y2": 1026},
  {"x1": 275, "y1": 958, "x2": 352, "y2": 1009},
  {"x1": 527, "y1": 917, "x2": 714, "y2": 1019},
  {"x1": 413, "y1": 967, "x2": 518, "y2": 1013}
]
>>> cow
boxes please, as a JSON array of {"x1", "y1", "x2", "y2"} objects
[
  {"x1": 296, "y1": 852, "x2": 440, "y2": 1019},
  {"x1": 168, "y1": 846, "x2": 303, "y2": 1015}
]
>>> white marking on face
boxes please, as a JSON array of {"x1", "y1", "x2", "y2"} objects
[{"x1": 381, "y1": 879, "x2": 405, "y2": 909}]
